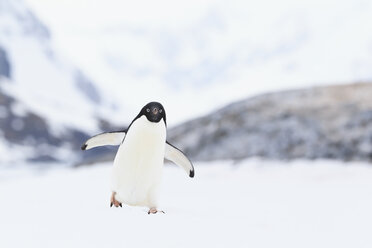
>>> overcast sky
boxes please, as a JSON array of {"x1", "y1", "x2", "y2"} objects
[{"x1": 24, "y1": 0, "x2": 372, "y2": 124}]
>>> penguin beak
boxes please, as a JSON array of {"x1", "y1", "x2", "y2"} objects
[{"x1": 152, "y1": 108, "x2": 158, "y2": 115}]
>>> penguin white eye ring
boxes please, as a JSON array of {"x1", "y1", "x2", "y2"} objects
[{"x1": 81, "y1": 101, "x2": 194, "y2": 214}]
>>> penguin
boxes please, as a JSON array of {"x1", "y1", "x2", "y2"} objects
[{"x1": 81, "y1": 102, "x2": 194, "y2": 214}]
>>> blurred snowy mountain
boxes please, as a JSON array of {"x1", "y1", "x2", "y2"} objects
[
  {"x1": 1, "y1": 0, "x2": 372, "y2": 166},
  {"x1": 0, "y1": 0, "x2": 121, "y2": 165},
  {"x1": 168, "y1": 83, "x2": 372, "y2": 162},
  {"x1": 25, "y1": 0, "x2": 372, "y2": 124}
]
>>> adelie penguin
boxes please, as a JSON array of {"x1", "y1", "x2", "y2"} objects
[{"x1": 81, "y1": 102, "x2": 194, "y2": 214}]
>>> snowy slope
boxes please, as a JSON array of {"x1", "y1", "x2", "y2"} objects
[
  {"x1": 25, "y1": 0, "x2": 372, "y2": 125},
  {"x1": 1, "y1": 159, "x2": 372, "y2": 248},
  {"x1": 0, "y1": 0, "x2": 111, "y2": 132},
  {"x1": 0, "y1": 0, "x2": 126, "y2": 164}
]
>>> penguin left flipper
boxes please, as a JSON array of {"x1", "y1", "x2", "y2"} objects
[
  {"x1": 165, "y1": 142, "x2": 194, "y2": 178},
  {"x1": 81, "y1": 131, "x2": 126, "y2": 150}
]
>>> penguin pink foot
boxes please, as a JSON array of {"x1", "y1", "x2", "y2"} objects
[
  {"x1": 147, "y1": 208, "x2": 165, "y2": 214},
  {"x1": 110, "y1": 192, "x2": 122, "y2": 208}
]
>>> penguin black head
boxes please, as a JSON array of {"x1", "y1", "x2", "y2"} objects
[{"x1": 140, "y1": 102, "x2": 166, "y2": 124}]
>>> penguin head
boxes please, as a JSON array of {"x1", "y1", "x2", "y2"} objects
[{"x1": 141, "y1": 102, "x2": 166, "y2": 124}]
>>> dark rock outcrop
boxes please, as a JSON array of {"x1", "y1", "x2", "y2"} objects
[
  {"x1": 0, "y1": 47, "x2": 10, "y2": 78},
  {"x1": 0, "y1": 89, "x2": 90, "y2": 163}
]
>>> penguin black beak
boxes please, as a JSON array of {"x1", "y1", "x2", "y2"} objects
[{"x1": 152, "y1": 108, "x2": 158, "y2": 115}]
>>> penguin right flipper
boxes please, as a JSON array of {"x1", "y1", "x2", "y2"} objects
[
  {"x1": 81, "y1": 131, "x2": 126, "y2": 150},
  {"x1": 165, "y1": 142, "x2": 194, "y2": 178}
]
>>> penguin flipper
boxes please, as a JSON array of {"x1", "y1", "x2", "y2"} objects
[
  {"x1": 81, "y1": 131, "x2": 126, "y2": 150},
  {"x1": 165, "y1": 141, "x2": 194, "y2": 178}
]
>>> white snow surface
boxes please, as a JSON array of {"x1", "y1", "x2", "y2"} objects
[{"x1": 1, "y1": 159, "x2": 372, "y2": 248}]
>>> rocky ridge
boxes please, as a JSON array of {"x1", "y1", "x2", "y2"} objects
[{"x1": 168, "y1": 83, "x2": 372, "y2": 162}]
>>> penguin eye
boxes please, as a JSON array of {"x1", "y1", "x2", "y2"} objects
[
  {"x1": 159, "y1": 109, "x2": 163, "y2": 113},
  {"x1": 146, "y1": 108, "x2": 150, "y2": 112}
]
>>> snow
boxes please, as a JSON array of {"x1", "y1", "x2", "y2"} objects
[
  {"x1": 1, "y1": 159, "x2": 372, "y2": 248},
  {"x1": 0, "y1": 0, "x2": 124, "y2": 135}
]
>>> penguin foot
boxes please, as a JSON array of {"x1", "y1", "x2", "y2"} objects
[
  {"x1": 110, "y1": 192, "x2": 122, "y2": 208},
  {"x1": 147, "y1": 208, "x2": 165, "y2": 214}
]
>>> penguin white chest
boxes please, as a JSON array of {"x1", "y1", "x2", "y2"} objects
[{"x1": 111, "y1": 116, "x2": 166, "y2": 207}]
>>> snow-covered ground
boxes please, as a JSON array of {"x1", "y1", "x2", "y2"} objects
[{"x1": 1, "y1": 159, "x2": 372, "y2": 248}]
